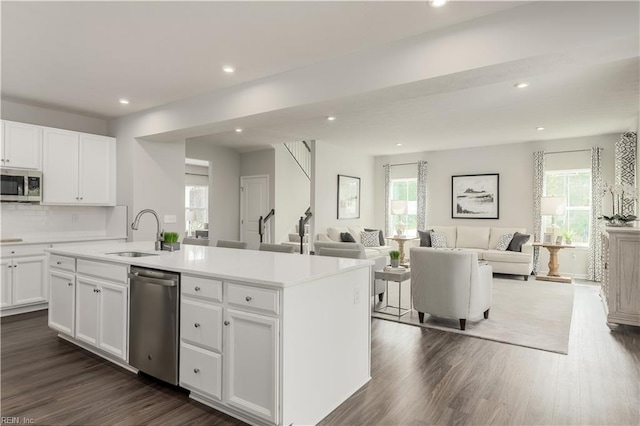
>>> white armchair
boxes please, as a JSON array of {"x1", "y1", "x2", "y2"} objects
[{"x1": 410, "y1": 247, "x2": 493, "y2": 330}]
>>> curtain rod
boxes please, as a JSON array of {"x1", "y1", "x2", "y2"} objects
[
  {"x1": 383, "y1": 162, "x2": 420, "y2": 167},
  {"x1": 544, "y1": 149, "x2": 593, "y2": 155}
]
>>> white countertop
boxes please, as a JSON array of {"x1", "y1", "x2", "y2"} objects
[
  {"x1": 46, "y1": 241, "x2": 374, "y2": 288},
  {"x1": 1, "y1": 235, "x2": 128, "y2": 246}
]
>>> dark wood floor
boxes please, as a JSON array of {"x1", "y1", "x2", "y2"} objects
[{"x1": 2, "y1": 284, "x2": 639, "y2": 425}]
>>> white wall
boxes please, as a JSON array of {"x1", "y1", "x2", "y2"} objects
[
  {"x1": 186, "y1": 139, "x2": 241, "y2": 243},
  {"x1": 374, "y1": 133, "x2": 619, "y2": 278},
  {"x1": 1, "y1": 99, "x2": 108, "y2": 135},
  {"x1": 313, "y1": 141, "x2": 375, "y2": 238},
  {"x1": 274, "y1": 144, "x2": 310, "y2": 244}
]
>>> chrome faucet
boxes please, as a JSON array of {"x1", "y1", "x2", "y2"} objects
[{"x1": 131, "y1": 209, "x2": 162, "y2": 251}]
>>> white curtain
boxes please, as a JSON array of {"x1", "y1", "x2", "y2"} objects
[
  {"x1": 532, "y1": 151, "x2": 545, "y2": 275},
  {"x1": 589, "y1": 147, "x2": 604, "y2": 282},
  {"x1": 417, "y1": 161, "x2": 428, "y2": 230},
  {"x1": 384, "y1": 164, "x2": 391, "y2": 238}
]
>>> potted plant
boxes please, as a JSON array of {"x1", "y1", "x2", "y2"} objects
[
  {"x1": 389, "y1": 250, "x2": 401, "y2": 268},
  {"x1": 562, "y1": 231, "x2": 574, "y2": 245},
  {"x1": 162, "y1": 231, "x2": 180, "y2": 251},
  {"x1": 599, "y1": 183, "x2": 638, "y2": 226}
]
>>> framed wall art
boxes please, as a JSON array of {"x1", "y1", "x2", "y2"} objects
[
  {"x1": 452, "y1": 173, "x2": 499, "y2": 219},
  {"x1": 337, "y1": 174, "x2": 360, "y2": 219}
]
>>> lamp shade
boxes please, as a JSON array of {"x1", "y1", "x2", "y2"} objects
[
  {"x1": 390, "y1": 200, "x2": 408, "y2": 215},
  {"x1": 186, "y1": 210, "x2": 197, "y2": 221},
  {"x1": 541, "y1": 196, "x2": 566, "y2": 216}
]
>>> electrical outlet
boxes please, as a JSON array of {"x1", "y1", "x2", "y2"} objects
[
  {"x1": 353, "y1": 287, "x2": 361, "y2": 304},
  {"x1": 164, "y1": 215, "x2": 177, "y2": 224}
]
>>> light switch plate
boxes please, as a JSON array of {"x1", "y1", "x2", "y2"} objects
[{"x1": 164, "y1": 215, "x2": 177, "y2": 223}]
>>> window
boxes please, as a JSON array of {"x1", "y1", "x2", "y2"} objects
[
  {"x1": 543, "y1": 169, "x2": 591, "y2": 246},
  {"x1": 185, "y1": 185, "x2": 208, "y2": 236},
  {"x1": 390, "y1": 178, "x2": 417, "y2": 237}
]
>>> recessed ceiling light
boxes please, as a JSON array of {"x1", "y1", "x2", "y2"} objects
[
  {"x1": 514, "y1": 82, "x2": 530, "y2": 89},
  {"x1": 235, "y1": 128, "x2": 243, "y2": 133},
  {"x1": 429, "y1": 0, "x2": 447, "y2": 7},
  {"x1": 222, "y1": 66, "x2": 235, "y2": 73},
  {"x1": 327, "y1": 116, "x2": 336, "y2": 121},
  {"x1": 537, "y1": 127, "x2": 545, "y2": 131},
  {"x1": 119, "y1": 98, "x2": 130, "y2": 105},
  {"x1": 396, "y1": 143, "x2": 403, "y2": 147}
]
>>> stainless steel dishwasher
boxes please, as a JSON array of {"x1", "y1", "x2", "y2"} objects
[{"x1": 129, "y1": 266, "x2": 180, "y2": 385}]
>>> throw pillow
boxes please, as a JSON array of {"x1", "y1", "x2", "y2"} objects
[
  {"x1": 340, "y1": 232, "x2": 356, "y2": 243},
  {"x1": 361, "y1": 231, "x2": 381, "y2": 247},
  {"x1": 418, "y1": 229, "x2": 433, "y2": 247},
  {"x1": 365, "y1": 228, "x2": 385, "y2": 246},
  {"x1": 495, "y1": 233, "x2": 514, "y2": 251},
  {"x1": 507, "y1": 232, "x2": 531, "y2": 252},
  {"x1": 430, "y1": 231, "x2": 447, "y2": 248}
]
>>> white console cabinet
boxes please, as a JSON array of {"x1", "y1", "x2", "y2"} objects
[
  {"x1": 601, "y1": 227, "x2": 640, "y2": 327},
  {"x1": 1, "y1": 120, "x2": 42, "y2": 170},
  {"x1": 42, "y1": 127, "x2": 116, "y2": 206}
]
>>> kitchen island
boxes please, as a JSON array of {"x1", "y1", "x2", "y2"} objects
[{"x1": 46, "y1": 241, "x2": 373, "y2": 426}]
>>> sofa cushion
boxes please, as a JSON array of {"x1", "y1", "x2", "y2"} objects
[
  {"x1": 340, "y1": 232, "x2": 356, "y2": 243},
  {"x1": 456, "y1": 226, "x2": 490, "y2": 249},
  {"x1": 507, "y1": 232, "x2": 531, "y2": 252},
  {"x1": 430, "y1": 231, "x2": 448, "y2": 248},
  {"x1": 431, "y1": 226, "x2": 457, "y2": 248},
  {"x1": 418, "y1": 229, "x2": 433, "y2": 247},
  {"x1": 365, "y1": 228, "x2": 385, "y2": 246},
  {"x1": 483, "y1": 249, "x2": 532, "y2": 264},
  {"x1": 495, "y1": 233, "x2": 514, "y2": 251},
  {"x1": 361, "y1": 231, "x2": 381, "y2": 247},
  {"x1": 327, "y1": 227, "x2": 348, "y2": 242},
  {"x1": 489, "y1": 227, "x2": 526, "y2": 249},
  {"x1": 348, "y1": 226, "x2": 366, "y2": 243}
]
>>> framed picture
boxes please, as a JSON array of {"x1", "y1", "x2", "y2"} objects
[
  {"x1": 337, "y1": 175, "x2": 360, "y2": 219},
  {"x1": 555, "y1": 235, "x2": 563, "y2": 245},
  {"x1": 544, "y1": 232, "x2": 553, "y2": 243},
  {"x1": 452, "y1": 174, "x2": 499, "y2": 219}
]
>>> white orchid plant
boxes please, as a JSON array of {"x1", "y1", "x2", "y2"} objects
[{"x1": 599, "y1": 182, "x2": 639, "y2": 223}]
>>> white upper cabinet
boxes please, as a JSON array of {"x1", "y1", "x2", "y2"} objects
[
  {"x1": 42, "y1": 127, "x2": 116, "y2": 206},
  {"x1": 1, "y1": 121, "x2": 42, "y2": 170}
]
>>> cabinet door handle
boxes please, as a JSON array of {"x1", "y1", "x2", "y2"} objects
[
  {"x1": 224, "y1": 321, "x2": 230, "y2": 326},
  {"x1": 56, "y1": 261, "x2": 62, "y2": 265},
  {"x1": 245, "y1": 296, "x2": 252, "y2": 302},
  {"x1": 194, "y1": 286, "x2": 200, "y2": 292},
  {"x1": 80, "y1": 197, "x2": 84, "y2": 200},
  {"x1": 96, "y1": 289, "x2": 101, "y2": 293},
  {"x1": 68, "y1": 282, "x2": 73, "y2": 286},
  {"x1": 193, "y1": 368, "x2": 200, "y2": 374},
  {"x1": 194, "y1": 323, "x2": 200, "y2": 328},
  {"x1": 5, "y1": 159, "x2": 9, "y2": 163},
  {"x1": 10, "y1": 251, "x2": 15, "y2": 254}
]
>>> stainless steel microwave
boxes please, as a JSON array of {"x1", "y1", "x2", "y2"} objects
[{"x1": 1, "y1": 168, "x2": 42, "y2": 202}]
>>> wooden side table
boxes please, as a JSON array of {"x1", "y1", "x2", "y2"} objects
[
  {"x1": 533, "y1": 243, "x2": 575, "y2": 283},
  {"x1": 385, "y1": 236, "x2": 419, "y2": 266}
]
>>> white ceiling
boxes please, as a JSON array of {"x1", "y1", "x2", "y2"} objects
[{"x1": 2, "y1": 1, "x2": 638, "y2": 156}]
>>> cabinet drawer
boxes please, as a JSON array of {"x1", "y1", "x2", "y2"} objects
[
  {"x1": 181, "y1": 299, "x2": 222, "y2": 352},
  {"x1": 182, "y1": 275, "x2": 222, "y2": 302},
  {"x1": 77, "y1": 259, "x2": 127, "y2": 283},
  {"x1": 2, "y1": 244, "x2": 50, "y2": 258},
  {"x1": 227, "y1": 283, "x2": 279, "y2": 315},
  {"x1": 180, "y1": 342, "x2": 222, "y2": 401},
  {"x1": 50, "y1": 254, "x2": 76, "y2": 272}
]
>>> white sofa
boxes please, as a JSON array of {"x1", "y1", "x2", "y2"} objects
[
  {"x1": 423, "y1": 226, "x2": 533, "y2": 280},
  {"x1": 316, "y1": 225, "x2": 393, "y2": 259}
]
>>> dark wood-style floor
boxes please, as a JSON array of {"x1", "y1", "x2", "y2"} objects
[{"x1": 2, "y1": 284, "x2": 639, "y2": 425}]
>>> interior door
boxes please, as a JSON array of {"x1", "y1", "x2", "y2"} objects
[{"x1": 240, "y1": 175, "x2": 268, "y2": 250}]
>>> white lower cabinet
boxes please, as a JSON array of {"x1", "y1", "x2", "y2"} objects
[
  {"x1": 1, "y1": 248, "x2": 48, "y2": 315},
  {"x1": 225, "y1": 308, "x2": 279, "y2": 424},
  {"x1": 179, "y1": 275, "x2": 280, "y2": 425},
  {"x1": 48, "y1": 269, "x2": 76, "y2": 336},
  {"x1": 75, "y1": 275, "x2": 128, "y2": 360}
]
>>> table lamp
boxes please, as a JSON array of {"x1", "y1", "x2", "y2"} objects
[
  {"x1": 541, "y1": 196, "x2": 566, "y2": 243},
  {"x1": 186, "y1": 210, "x2": 197, "y2": 237},
  {"x1": 390, "y1": 200, "x2": 408, "y2": 237}
]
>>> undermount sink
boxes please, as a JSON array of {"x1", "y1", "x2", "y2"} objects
[{"x1": 106, "y1": 251, "x2": 159, "y2": 257}]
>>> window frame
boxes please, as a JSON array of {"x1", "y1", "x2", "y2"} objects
[{"x1": 185, "y1": 184, "x2": 209, "y2": 236}]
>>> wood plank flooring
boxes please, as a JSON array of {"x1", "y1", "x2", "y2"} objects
[{"x1": 2, "y1": 284, "x2": 639, "y2": 425}]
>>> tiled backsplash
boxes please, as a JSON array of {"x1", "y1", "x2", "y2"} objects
[{"x1": 0, "y1": 204, "x2": 127, "y2": 239}]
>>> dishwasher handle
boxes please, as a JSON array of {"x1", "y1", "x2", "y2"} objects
[{"x1": 128, "y1": 272, "x2": 178, "y2": 287}]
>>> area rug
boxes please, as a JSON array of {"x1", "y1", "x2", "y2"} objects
[{"x1": 372, "y1": 277, "x2": 574, "y2": 354}]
